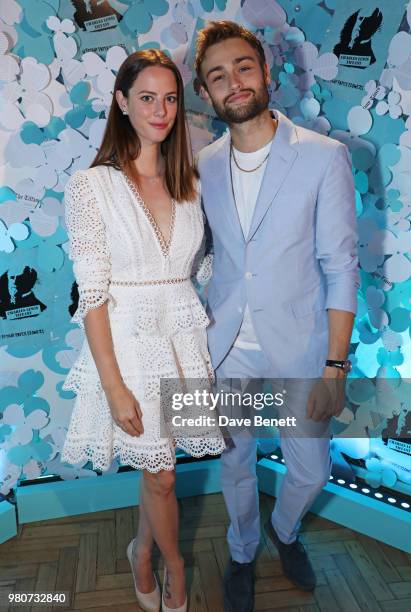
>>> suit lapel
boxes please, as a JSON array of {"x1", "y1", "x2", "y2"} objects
[
  {"x1": 210, "y1": 133, "x2": 245, "y2": 242},
  {"x1": 246, "y1": 111, "x2": 299, "y2": 242}
]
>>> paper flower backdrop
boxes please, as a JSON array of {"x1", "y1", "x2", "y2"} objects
[{"x1": 0, "y1": 0, "x2": 410, "y2": 497}]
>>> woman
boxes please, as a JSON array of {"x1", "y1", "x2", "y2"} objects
[{"x1": 62, "y1": 50, "x2": 225, "y2": 612}]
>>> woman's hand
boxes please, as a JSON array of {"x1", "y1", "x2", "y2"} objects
[{"x1": 104, "y1": 382, "x2": 144, "y2": 436}]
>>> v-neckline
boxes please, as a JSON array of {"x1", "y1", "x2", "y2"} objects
[{"x1": 122, "y1": 171, "x2": 176, "y2": 258}]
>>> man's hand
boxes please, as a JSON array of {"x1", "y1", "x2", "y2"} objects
[{"x1": 306, "y1": 367, "x2": 346, "y2": 422}]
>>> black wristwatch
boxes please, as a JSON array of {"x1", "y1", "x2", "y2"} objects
[{"x1": 325, "y1": 359, "x2": 352, "y2": 374}]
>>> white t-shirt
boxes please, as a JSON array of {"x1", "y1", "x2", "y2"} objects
[{"x1": 231, "y1": 139, "x2": 272, "y2": 351}]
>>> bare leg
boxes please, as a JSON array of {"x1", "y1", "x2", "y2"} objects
[
  {"x1": 142, "y1": 469, "x2": 185, "y2": 608},
  {"x1": 133, "y1": 476, "x2": 156, "y2": 593}
]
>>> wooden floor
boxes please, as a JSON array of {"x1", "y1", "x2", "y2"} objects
[{"x1": 1, "y1": 492, "x2": 411, "y2": 612}]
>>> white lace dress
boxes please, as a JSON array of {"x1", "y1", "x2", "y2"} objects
[{"x1": 61, "y1": 165, "x2": 224, "y2": 472}]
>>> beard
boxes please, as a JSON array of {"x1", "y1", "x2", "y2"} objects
[{"x1": 211, "y1": 83, "x2": 269, "y2": 124}]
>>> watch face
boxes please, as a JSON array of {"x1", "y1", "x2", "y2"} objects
[{"x1": 344, "y1": 360, "x2": 352, "y2": 373}]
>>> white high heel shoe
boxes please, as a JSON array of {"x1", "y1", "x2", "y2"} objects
[
  {"x1": 126, "y1": 539, "x2": 161, "y2": 612},
  {"x1": 161, "y1": 567, "x2": 187, "y2": 612}
]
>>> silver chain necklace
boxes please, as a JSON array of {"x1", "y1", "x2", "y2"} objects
[{"x1": 230, "y1": 141, "x2": 270, "y2": 173}]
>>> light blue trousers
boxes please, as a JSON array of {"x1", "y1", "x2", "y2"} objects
[{"x1": 216, "y1": 346, "x2": 332, "y2": 562}]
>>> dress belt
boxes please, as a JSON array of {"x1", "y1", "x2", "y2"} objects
[{"x1": 110, "y1": 277, "x2": 189, "y2": 287}]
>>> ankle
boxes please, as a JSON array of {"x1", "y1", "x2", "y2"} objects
[
  {"x1": 133, "y1": 545, "x2": 152, "y2": 563},
  {"x1": 164, "y1": 555, "x2": 185, "y2": 572}
]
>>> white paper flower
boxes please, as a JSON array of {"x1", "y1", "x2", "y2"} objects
[
  {"x1": 283, "y1": 25, "x2": 306, "y2": 48},
  {"x1": 23, "y1": 459, "x2": 43, "y2": 479},
  {"x1": 386, "y1": 206, "x2": 410, "y2": 234},
  {"x1": 241, "y1": 0, "x2": 287, "y2": 29},
  {"x1": 0, "y1": 0, "x2": 22, "y2": 26},
  {"x1": 365, "y1": 286, "x2": 388, "y2": 329},
  {"x1": 1, "y1": 457, "x2": 43, "y2": 494},
  {"x1": 390, "y1": 77, "x2": 411, "y2": 118},
  {"x1": 293, "y1": 94, "x2": 330, "y2": 135},
  {"x1": 0, "y1": 31, "x2": 20, "y2": 137},
  {"x1": 1, "y1": 403, "x2": 48, "y2": 446},
  {"x1": 381, "y1": 329, "x2": 403, "y2": 353},
  {"x1": 380, "y1": 31, "x2": 411, "y2": 90},
  {"x1": 267, "y1": 26, "x2": 290, "y2": 66},
  {"x1": 46, "y1": 15, "x2": 75, "y2": 35},
  {"x1": 330, "y1": 106, "x2": 376, "y2": 156},
  {"x1": 389, "y1": 146, "x2": 411, "y2": 199},
  {"x1": 1, "y1": 57, "x2": 52, "y2": 127},
  {"x1": 49, "y1": 30, "x2": 86, "y2": 88},
  {"x1": 399, "y1": 116, "x2": 411, "y2": 149},
  {"x1": 189, "y1": 122, "x2": 214, "y2": 156},
  {"x1": 0, "y1": 197, "x2": 29, "y2": 226},
  {"x1": 255, "y1": 31, "x2": 275, "y2": 69},
  {"x1": 83, "y1": 46, "x2": 128, "y2": 107},
  {"x1": 42, "y1": 195, "x2": 64, "y2": 218},
  {"x1": 161, "y1": 22, "x2": 188, "y2": 49},
  {"x1": 46, "y1": 455, "x2": 98, "y2": 479},
  {"x1": 55, "y1": 328, "x2": 84, "y2": 370},
  {"x1": 42, "y1": 78, "x2": 73, "y2": 119},
  {"x1": 0, "y1": 100, "x2": 24, "y2": 131},
  {"x1": 0, "y1": 450, "x2": 20, "y2": 495},
  {"x1": 376, "y1": 90, "x2": 402, "y2": 120},
  {"x1": 59, "y1": 120, "x2": 107, "y2": 173},
  {"x1": 5, "y1": 131, "x2": 73, "y2": 197},
  {"x1": 31, "y1": 207, "x2": 61, "y2": 237},
  {"x1": 172, "y1": 0, "x2": 196, "y2": 29},
  {"x1": 293, "y1": 42, "x2": 338, "y2": 90},
  {"x1": 357, "y1": 218, "x2": 384, "y2": 273},
  {"x1": 369, "y1": 228, "x2": 411, "y2": 284},
  {"x1": 6, "y1": 133, "x2": 43, "y2": 167},
  {"x1": 35, "y1": 139, "x2": 74, "y2": 191},
  {"x1": 0, "y1": 195, "x2": 59, "y2": 238},
  {"x1": 0, "y1": 30, "x2": 19, "y2": 81},
  {"x1": 0, "y1": 0, "x2": 21, "y2": 50},
  {"x1": 174, "y1": 60, "x2": 192, "y2": 87},
  {"x1": 361, "y1": 80, "x2": 386, "y2": 110}
]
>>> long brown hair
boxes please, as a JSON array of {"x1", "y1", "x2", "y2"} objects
[{"x1": 91, "y1": 49, "x2": 198, "y2": 202}]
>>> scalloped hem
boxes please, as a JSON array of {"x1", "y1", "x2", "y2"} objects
[
  {"x1": 61, "y1": 446, "x2": 176, "y2": 473},
  {"x1": 174, "y1": 439, "x2": 226, "y2": 457},
  {"x1": 61, "y1": 438, "x2": 225, "y2": 473}
]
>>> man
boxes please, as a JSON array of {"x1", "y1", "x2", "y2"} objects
[{"x1": 194, "y1": 21, "x2": 359, "y2": 612}]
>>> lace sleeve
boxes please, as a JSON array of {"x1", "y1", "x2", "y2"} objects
[
  {"x1": 64, "y1": 170, "x2": 111, "y2": 328},
  {"x1": 194, "y1": 250, "x2": 213, "y2": 285},
  {"x1": 191, "y1": 187, "x2": 213, "y2": 286}
]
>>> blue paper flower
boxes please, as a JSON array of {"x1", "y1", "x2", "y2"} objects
[
  {"x1": 0, "y1": 220, "x2": 29, "y2": 253},
  {"x1": 0, "y1": 369, "x2": 49, "y2": 416},
  {"x1": 121, "y1": 0, "x2": 169, "y2": 35},
  {"x1": 200, "y1": 0, "x2": 227, "y2": 11},
  {"x1": 65, "y1": 81, "x2": 99, "y2": 129},
  {"x1": 389, "y1": 308, "x2": 410, "y2": 332},
  {"x1": 7, "y1": 435, "x2": 53, "y2": 466},
  {"x1": 385, "y1": 189, "x2": 403, "y2": 213},
  {"x1": 0, "y1": 425, "x2": 12, "y2": 443},
  {"x1": 14, "y1": 0, "x2": 59, "y2": 64},
  {"x1": 187, "y1": 0, "x2": 226, "y2": 14},
  {"x1": 276, "y1": 0, "x2": 331, "y2": 45}
]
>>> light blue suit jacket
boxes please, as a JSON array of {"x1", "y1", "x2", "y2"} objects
[{"x1": 197, "y1": 110, "x2": 359, "y2": 377}]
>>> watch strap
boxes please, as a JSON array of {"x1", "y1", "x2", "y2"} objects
[{"x1": 325, "y1": 359, "x2": 351, "y2": 373}]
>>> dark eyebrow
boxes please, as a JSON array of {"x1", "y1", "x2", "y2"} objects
[
  {"x1": 137, "y1": 90, "x2": 177, "y2": 96},
  {"x1": 206, "y1": 56, "x2": 256, "y2": 79}
]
